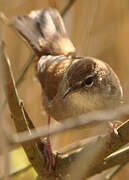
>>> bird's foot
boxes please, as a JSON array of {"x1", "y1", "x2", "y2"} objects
[{"x1": 108, "y1": 121, "x2": 122, "y2": 136}]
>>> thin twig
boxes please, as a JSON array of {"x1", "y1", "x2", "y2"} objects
[
  {"x1": 15, "y1": 53, "x2": 35, "y2": 85},
  {"x1": 11, "y1": 104, "x2": 129, "y2": 144},
  {"x1": 61, "y1": 0, "x2": 77, "y2": 17},
  {"x1": 104, "y1": 162, "x2": 128, "y2": 180}
]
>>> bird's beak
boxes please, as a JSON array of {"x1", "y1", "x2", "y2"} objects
[{"x1": 62, "y1": 86, "x2": 74, "y2": 99}]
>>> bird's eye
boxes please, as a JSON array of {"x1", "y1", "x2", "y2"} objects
[{"x1": 84, "y1": 75, "x2": 94, "y2": 87}]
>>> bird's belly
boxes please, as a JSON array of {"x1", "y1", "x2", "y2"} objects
[{"x1": 42, "y1": 92, "x2": 104, "y2": 121}]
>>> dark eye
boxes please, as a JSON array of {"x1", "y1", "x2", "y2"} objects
[{"x1": 84, "y1": 76, "x2": 94, "y2": 87}]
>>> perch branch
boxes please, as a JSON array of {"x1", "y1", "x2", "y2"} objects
[
  {"x1": 65, "y1": 115, "x2": 129, "y2": 180},
  {"x1": 55, "y1": 133, "x2": 129, "y2": 179},
  {"x1": 10, "y1": 114, "x2": 129, "y2": 179}
]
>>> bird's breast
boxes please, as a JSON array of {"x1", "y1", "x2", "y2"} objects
[{"x1": 42, "y1": 91, "x2": 103, "y2": 121}]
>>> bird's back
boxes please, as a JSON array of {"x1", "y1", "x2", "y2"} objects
[{"x1": 37, "y1": 55, "x2": 75, "y2": 100}]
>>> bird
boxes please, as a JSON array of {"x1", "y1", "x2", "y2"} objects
[{"x1": 13, "y1": 8, "x2": 123, "y2": 171}]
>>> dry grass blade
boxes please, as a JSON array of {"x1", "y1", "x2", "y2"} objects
[{"x1": 0, "y1": 41, "x2": 49, "y2": 178}]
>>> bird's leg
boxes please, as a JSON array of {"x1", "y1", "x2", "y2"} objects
[{"x1": 43, "y1": 115, "x2": 55, "y2": 172}]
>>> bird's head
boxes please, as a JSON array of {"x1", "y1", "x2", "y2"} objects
[{"x1": 63, "y1": 57, "x2": 123, "y2": 111}]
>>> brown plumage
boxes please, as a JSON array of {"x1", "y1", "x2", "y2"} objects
[{"x1": 13, "y1": 8, "x2": 123, "y2": 122}]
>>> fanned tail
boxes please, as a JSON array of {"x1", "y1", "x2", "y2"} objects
[{"x1": 13, "y1": 8, "x2": 75, "y2": 56}]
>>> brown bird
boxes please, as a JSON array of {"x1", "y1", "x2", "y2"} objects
[{"x1": 13, "y1": 8, "x2": 123, "y2": 171}]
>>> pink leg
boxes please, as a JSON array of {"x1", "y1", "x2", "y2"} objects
[{"x1": 44, "y1": 115, "x2": 55, "y2": 172}]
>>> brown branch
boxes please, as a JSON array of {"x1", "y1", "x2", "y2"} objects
[
  {"x1": 10, "y1": 116, "x2": 129, "y2": 179},
  {"x1": 55, "y1": 134, "x2": 129, "y2": 179},
  {"x1": 92, "y1": 145, "x2": 129, "y2": 176},
  {"x1": 2, "y1": 73, "x2": 128, "y2": 180},
  {"x1": 0, "y1": 41, "x2": 49, "y2": 179},
  {"x1": 64, "y1": 117, "x2": 129, "y2": 180}
]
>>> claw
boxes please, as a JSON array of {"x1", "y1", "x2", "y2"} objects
[{"x1": 108, "y1": 121, "x2": 122, "y2": 136}]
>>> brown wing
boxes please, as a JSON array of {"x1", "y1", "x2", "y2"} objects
[{"x1": 37, "y1": 55, "x2": 74, "y2": 100}]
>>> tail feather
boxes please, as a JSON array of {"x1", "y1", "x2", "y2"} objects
[{"x1": 13, "y1": 8, "x2": 75, "y2": 56}]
